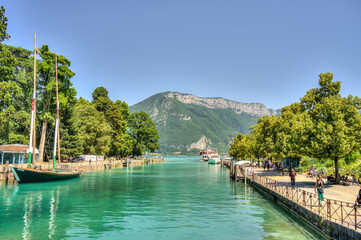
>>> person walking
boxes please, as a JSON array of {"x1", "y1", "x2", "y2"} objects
[
  {"x1": 314, "y1": 175, "x2": 325, "y2": 204},
  {"x1": 355, "y1": 186, "x2": 361, "y2": 206},
  {"x1": 289, "y1": 169, "x2": 296, "y2": 187}
]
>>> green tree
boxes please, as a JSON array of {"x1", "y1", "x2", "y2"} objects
[
  {"x1": 228, "y1": 133, "x2": 252, "y2": 160},
  {"x1": 0, "y1": 6, "x2": 10, "y2": 42},
  {"x1": 115, "y1": 100, "x2": 130, "y2": 122},
  {"x1": 228, "y1": 133, "x2": 244, "y2": 160},
  {"x1": 36, "y1": 45, "x2": 76, "y2": 162},
  {"x1": 77, "y1": 97, "x2": 91, "y2": 106},
  {"x1": 253, "y1": 115, "x2": 278, "y2": 160},
  {"x1": 0, "y1": 12, "x2": 31, "y2": 145},
  {"x1": 71, "y1": 104, "x2": 111, "y2": 155},
  {"x1": 0, "y1": 45, "x2": 16, "y2": 82},
  {"x1": 92, "y1": 86, "x2": 109, "y2": 102},
  {"x1": 249, "y1": 125, "x2": 266, "y2": 164},
  {"x1": 128, "y1": 112, "x2": 160, "y2": 156},
  {"x1": 92, "y1": 87, "x2": 129, "y2": 157},
  {"x1": 301, "y1": 73, "x2": 361, "y2": 183},
  {"x1": 274, "y1": 103, "x2": 312, "y2": 172}
]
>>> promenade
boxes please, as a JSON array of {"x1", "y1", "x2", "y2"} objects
[
  {"x1": 223, "y1": 160, "x2": 361, "y2": 239},
  {"x1": 252, "y1": 168, "x2": 360, "y2": 204}
]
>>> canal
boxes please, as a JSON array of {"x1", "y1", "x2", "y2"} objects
[{"x1": 0, "y1": 157, "x2": 327, "y2": 239}]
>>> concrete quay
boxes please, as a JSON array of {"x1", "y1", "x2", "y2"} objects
[{"x1": 0, "y1": 157, "x2": 164, "y2": 185}]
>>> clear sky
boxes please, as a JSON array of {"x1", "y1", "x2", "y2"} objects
[{"x1": 3, "y1": 0, "x2": 361, "y2": 109}]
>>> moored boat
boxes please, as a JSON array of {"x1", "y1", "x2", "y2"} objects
[
  {"x1": 208, "y1": 155, "x2": 220, "y2": 164},
  {"x1": 10, "y1": 166, "x2": 81, "y2": 183},
  {"x1": 199, "y1": 147, "x2": 219, "y2": 163},
  {"x1": 10, "y1": 36, "x2": 83, "y2": 183}
]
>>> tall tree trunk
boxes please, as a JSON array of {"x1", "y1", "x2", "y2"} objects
[
  {"x1": 281, "y1": 158, "x2": 284, "y2": 175},
  {"x1": 290, "y1": 157, "x2": 293, "y2": 170},
  {"x1": 335, "y1": 156, "x2": 339, "y2": 184},
  {"x1": 38, "y1": 118, "x2": 48, "y2": 163}
]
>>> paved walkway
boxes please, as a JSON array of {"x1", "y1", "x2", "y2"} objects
[{"x1": 252, "y1": 168, "x2": 360, "y2": 204}]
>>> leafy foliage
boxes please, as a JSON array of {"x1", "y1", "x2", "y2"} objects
[
  {"x1": 0, "y1": 5, "x2": 160, "y2": 160},
  {"x1": 71, "y1": 104, "x2": 111, "y2": 155},
  {"x1": 229, "y1": 73, "x2": 361, "y2": 184},
  {"x1": 128, "y1": 112, "x2": 160, "y2": 156},
  {"x1": 0, "y1": 6, "x2": 10, "y2": 42}
]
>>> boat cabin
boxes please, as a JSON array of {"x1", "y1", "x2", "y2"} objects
[{"x1": 0, "y1": 144, "x2": 39, "y2": 165}]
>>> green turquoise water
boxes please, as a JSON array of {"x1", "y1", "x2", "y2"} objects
[{"x1": 0, "y1": 157, "x2": 327, "y2": 239}]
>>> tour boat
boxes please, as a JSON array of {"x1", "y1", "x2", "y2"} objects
[
  {"x1": 10, "y1": 35, "x2": 82, "y2": 183},
  {"x1": 208, "y1": 155, "x2": 221, "y2": 164},
  {"x1": 199, "y1": 147, "x2": 219, "y2": 163}
]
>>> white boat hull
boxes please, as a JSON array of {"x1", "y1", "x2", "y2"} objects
[{"x1": 208, "y1": 158, "x2": 220, "y2": 164}]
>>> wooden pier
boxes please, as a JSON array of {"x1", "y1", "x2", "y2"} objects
[{"x1": 222, "y1": 159, "x2": 247, "y2": 182}]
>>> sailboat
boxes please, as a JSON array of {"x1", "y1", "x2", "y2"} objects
[{"x1": 10, "y1": 34, "x2": 82, "y2": 183}]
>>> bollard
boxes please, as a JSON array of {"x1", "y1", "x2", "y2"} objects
[
  {"x1": 5, "y1": 161, "x2": 9, "y2": 183},
  {"x1": 230, "y1": 162, "x2": 233, "y2": 178},
  {"x1": 234, "y1": 164, "x2": 238, "y2": 182},
  {"x1": 244, "y1": 167, "x2": 247, "y2": 185}
]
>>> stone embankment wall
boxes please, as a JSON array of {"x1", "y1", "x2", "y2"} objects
[
  {"x1": 250, "y1": 178, "x2": 361, "y2": 240},
  {"x1": 0, "y1": 157, "x2": 164, "y2": 185}
]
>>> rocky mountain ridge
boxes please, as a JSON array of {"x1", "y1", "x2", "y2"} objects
[{"x1": 166, "y1": 92, "x2": 278, "y2": 116}]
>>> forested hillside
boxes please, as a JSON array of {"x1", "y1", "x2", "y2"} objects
[{"x1": 130, "y1": 92, "x2": 279, "y2": 155}]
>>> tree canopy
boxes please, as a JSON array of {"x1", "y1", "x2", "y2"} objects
[
  {"x1": 229, "y1": 73, "x2": 361, "y2": 183},
  {"x1": 129, "y1": 112, "x2": 160, "y2": 156},
  {"x1": 0, "y1": 5, "x2": 160, "y2": 160}
]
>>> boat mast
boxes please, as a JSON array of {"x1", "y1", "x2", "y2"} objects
[
  {"x1": 52, "y1": 53, "x2": 60, "y2": 171},
  {"x1": 28, "y1": 33, "x2": 37, "y2": 168}
]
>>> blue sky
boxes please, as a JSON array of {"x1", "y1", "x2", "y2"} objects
[{"x1": 3, "y1": 0, "x2": 361, "y2": 109}]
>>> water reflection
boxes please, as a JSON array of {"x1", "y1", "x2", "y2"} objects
[
  {"x1": 48, "y1": 190, "x2": 59, "y2": 239},
  {"x1": 22, "y1": 195, "x2": 33, "y2": 240}
]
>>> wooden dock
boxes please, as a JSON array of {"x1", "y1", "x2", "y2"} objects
[{"x1": 221, "y1": 159, "x2": 247, "y2": 182}]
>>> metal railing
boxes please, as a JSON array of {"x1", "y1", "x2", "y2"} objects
[{"x1": 251, "y1": 173, "x2": 361, "y2": 230}]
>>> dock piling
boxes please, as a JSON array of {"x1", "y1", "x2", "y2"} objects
[
  {"x1": 5, "y1": 161, "x2": 9, "y2": 183},
  {"x1": 234, "y1": 164, "x2": 238, "y2": 182}
]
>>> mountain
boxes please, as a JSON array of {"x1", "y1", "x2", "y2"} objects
[{"x1": 130, "y1": 92, "x2": 280, "y2": 155}]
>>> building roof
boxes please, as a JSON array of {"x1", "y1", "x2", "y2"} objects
[{"x1": 0, "y1": 144, "x2": 39, "y2": 154}]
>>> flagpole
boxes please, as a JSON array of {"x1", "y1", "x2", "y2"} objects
[
  {"x1": 28, "y1": 33, "x2": 37, "y2": 168},
  {"x1": 53, "y1": 53, "x2": 60, "y2": 170}
]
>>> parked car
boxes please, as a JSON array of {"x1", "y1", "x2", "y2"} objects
[{"x1": 71, "y1": 156, "x2": 84, "y2": 163}]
